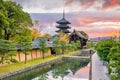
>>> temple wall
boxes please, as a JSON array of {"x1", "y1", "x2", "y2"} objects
[{"x1": 12, "y1": 49, "x2": 51, "y2": 62}]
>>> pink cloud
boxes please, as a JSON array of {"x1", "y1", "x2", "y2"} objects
[
  {"x1": 102, "y1": 0, "x2": 120, "y2": 9},
  {"x1": 65, "y1": 0, "x2": 120, "y2": 9}
]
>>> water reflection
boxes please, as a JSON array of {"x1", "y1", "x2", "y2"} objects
[{"x1": 5, "y1": 59, "x2": 89, "y2": 80}]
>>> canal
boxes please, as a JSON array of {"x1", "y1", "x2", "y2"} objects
[{"x1": 3, "y1": 59, "x2": 90, "y2": 80}]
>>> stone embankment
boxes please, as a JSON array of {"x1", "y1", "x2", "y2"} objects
[{"x1": 0, "y1": 49, "x2": 93, "y2": 80}]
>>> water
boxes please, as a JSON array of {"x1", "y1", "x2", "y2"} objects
[{"x1": 4, "y1": 59, "x2": 89, "y2": 80}]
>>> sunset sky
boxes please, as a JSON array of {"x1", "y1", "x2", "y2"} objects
[{"x1": 13, "y1": 0, "x2": 120, "y2": 38}]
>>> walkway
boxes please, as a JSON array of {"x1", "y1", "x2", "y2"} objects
[
  {"x1": 92, "y1": 52, "x2": 110, "y2": 80},
  {"x1": 64, "y1": 56, "x2": 90, "y2": 59}
]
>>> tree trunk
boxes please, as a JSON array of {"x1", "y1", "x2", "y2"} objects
[
  {"x1": 25, "y1": 51, "x2": 27, "y2": 64},
  {"x1": 36, "y1": 49, "x2": 37, "y2": 58},
  {"x1": 4, "y1": 28, "x2": 10, "y2": 40},
  {"x1": 40, "y1": 51, "x2": 41, "y2": 58},
  {"x1": 10, "y1": 55, "x2": 12, "y2": 61},
  {"x1": 18, "y1": 51, "x2": 21, "y2": 61},
  {"x1": 31, "y1": 50, "x2": 33, "y2": 60},
  {"x1": 1, "y1": 52, "x2": 6, "y2": 64},
  {"x1": 1, "y1": 57, "x2": 4, "y2": 64},
  {"x1": 1, "y1": 55, "x2": 4, "y2": 64},
  {"x1": 42, "y1": 51, "x2": 44, "y2": 59},
  {"x1": 62, "y1": 48, "x2": 64, "y2": 54}
]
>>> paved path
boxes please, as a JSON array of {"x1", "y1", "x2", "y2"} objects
[
  {"x1": 92, "y1": 52, "x2": 110, "y2": 80},
  {"x1": 64, "y1": 56, "x2": 90, "y2": 59}
]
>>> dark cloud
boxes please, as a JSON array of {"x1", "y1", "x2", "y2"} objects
[
  {"x1": 65, "y1": 0, "x2": 120, "y2": 9},
  {"x1": 102, "y1": 0, "x2": 120, "y2": 9}
]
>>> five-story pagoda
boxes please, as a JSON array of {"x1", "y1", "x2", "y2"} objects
[{"x1": 56, "y1": 10, "x2": 71, "y2": 33}]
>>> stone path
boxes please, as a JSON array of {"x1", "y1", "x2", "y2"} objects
[{"x1": 92, "y1": 52, "x2": 110, "y2": 80}]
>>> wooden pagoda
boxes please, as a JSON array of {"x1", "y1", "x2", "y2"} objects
[{"x1": 56, "y1": 10, "x2": 71, "y2": 33}]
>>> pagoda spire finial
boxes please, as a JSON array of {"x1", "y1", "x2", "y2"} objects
[{"x1": 63, "y1": 8, "x2": 65, "y2": 19}]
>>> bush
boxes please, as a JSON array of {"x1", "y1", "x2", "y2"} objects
[{"x1": 95, "y1": 39, "x2": 115, "y2": 61}]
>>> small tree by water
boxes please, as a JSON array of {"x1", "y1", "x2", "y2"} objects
[
  {"x1": 52, "y1": 40, "x2": 61, "y2": 56},
  {"x1": 0, "y1": 39, "x2": 17, "y2": 64},
  {"x1": 19, "y1": 36, "x2": 32, "y2": 64},
  {"x1": 38, "y1": 38, "x2": 49, "y2": 59}
]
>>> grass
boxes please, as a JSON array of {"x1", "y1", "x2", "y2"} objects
[{"x1": 0, "y1": 50, "x2": 79, "y2": 75}]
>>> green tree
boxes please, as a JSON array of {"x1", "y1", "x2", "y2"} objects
[
  {"x1": 0, "y1": 39, "x2": 17, "y2": 64},
  {"x1": 52, "y1": 40, "x2": 61, "y2": 56},
  {"x1": 7, "y1": 51, "x2": 18, "y2": 63},
  {"x1": 87, "y1": 41, "x2": 94, "y2": 48},
  {"x1": 38, "y1": 38, "x2": 49, "y2": 59},
  {"x1": 65, "y1": 43, "x2": 73, "y2": 53},
  {"x1": 75, "y1": 40, "x2": 81, "y2": 49},
  {"x1": 19, "y1": 36, "x2": 32, "y2": 64},
  {"x1": 0, "y1": 0, "x2": 32, "y2": 41},
  {"x1": 107, "y1": 42, "x2": 120, "y2": 79},
  {"x1": 70, "y1": 41, "x2": 77, "y2": 51},
  {"x1": 43, "y1": 33, "x2": 51, "y2": 38},
  {"x1": 59, "y1": 41, "x2": 66, "y2": 54},
  {"x1": 95, "y1": 39, "x2": 115, "y2": 61}
]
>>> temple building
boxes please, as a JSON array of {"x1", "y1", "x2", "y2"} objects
[
  {"x1": 55, "y1": 10, "x2": 88, "y2": 48},
  {"x1": 69, "y1": 29, "x2": 88, "y2": 48},
  {"x1": 56, "y1": 10, "x2": 71, "y2": 33}
]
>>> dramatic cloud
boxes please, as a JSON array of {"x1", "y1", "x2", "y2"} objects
[
  {"x1": 102, "y1": 0, "x2": 120, "y2": 9},
  {"x1": 13, "y1": 0, "x2": 120, "y2": 13},
  {"x1": 30, "y1": 12, "x2": 120, "y2": 37},
  {"x1": 65, "y1": 0, "x2": 120, "y2": 9},
  {"x1": 12, "y1": 0, "x2": 120, "y2": 38}
]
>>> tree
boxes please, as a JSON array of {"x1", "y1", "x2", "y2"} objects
[
  {"x1": 0, "y1": 0, "x2": 33, "y2": 41},
  {"x1": 43, "y1": 33, "x2": 51, "y2": 38},
  {"x1": 70, "y1": 41, "x2": 78, "y2": 51},
  {"x1": 31, "y1": 28, "x2": 41, "y2": 41},
  {"x1": 59, "y1": 41, "x2": 67, "y2": 54},
  {"x1": 52, "y1": 40, "x2": 61, "y2": 56},
  {"x1": 19, "y1": 36, "x2": 32, "y2": 64},
  {"x1": 75, "y1": 40, "x2": 81, "y2": 49},
  {"x1": 0, "y1": 39, "x2": 17, "y2": 64},
  {"x1": 52, "y1": 34, "x2": 59, "y2": 38},
  {"x1": 38, "y1": 38, "x2": 49, "y2": 59},
  {"x1": 95, "y1": 39, "x2": 115, "y2": 61},
  {"x1": 34, "y1": 20, "x2": 43, "y2": 32},
  {"x1": 58, "y1": 32, "x2": 69, "y2": 43},
  {"x1": 0, "y1": 1, "x2": 9, "y2": 39},
  {"x1": 107, "y1": 42, "x2": 120, "y2": 79},
  {"x1": 7, "y1": 50, "x2": 18, "y2": 63},
  {"x1": 65, "y1": 43, "x2": 73, "y2": 53}
]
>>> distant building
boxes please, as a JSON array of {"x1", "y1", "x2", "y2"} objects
[{"x1": 56, "y1": 10, "x2": 71, "y2": 33}]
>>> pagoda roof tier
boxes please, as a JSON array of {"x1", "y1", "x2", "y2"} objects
[
  {"x1": 56, "y1": 25, "x2": 71, "y2": 29},
  {"x1": 56, "y1": 29, "x2": 71, "y2": 33},
  {"x1": 56, "y1": 18, "x2": 71, "y2": 24}
]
